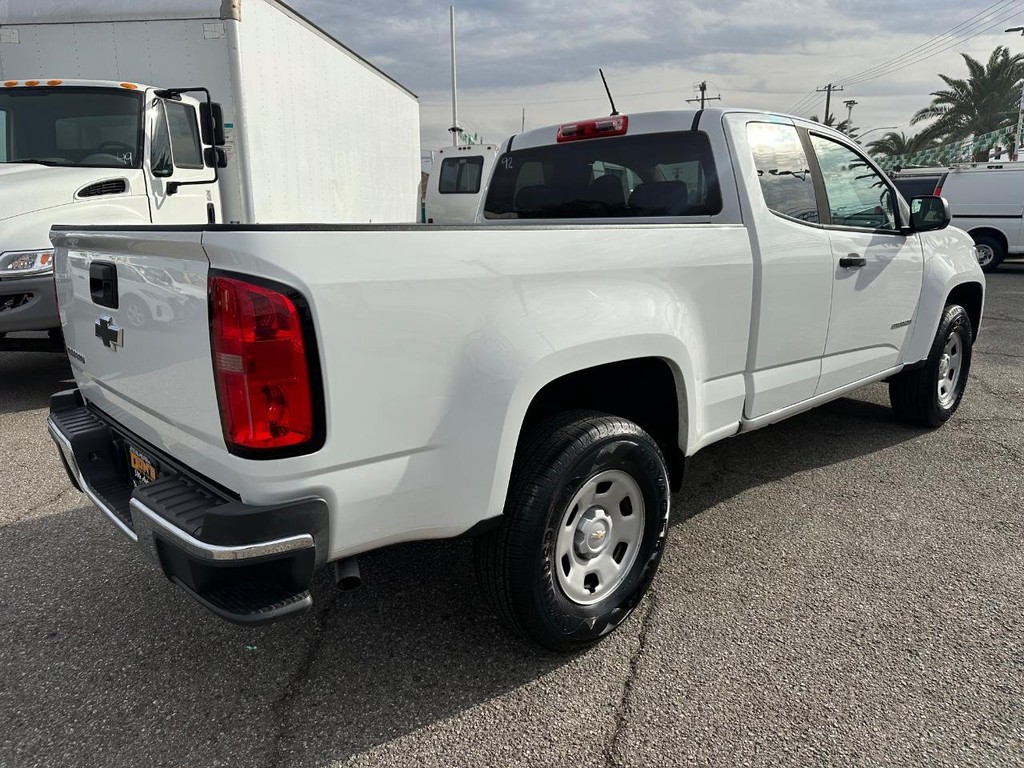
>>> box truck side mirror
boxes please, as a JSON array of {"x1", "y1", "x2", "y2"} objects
[
  {"x1": 199, "y1": 102, "x2": 226, "y2": 147},
  {"x1": 204, "y1": 147, "x2": 228, "y2": 169}
]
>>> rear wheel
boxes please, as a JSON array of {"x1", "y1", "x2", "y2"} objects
[
  {"x1": 889, "y1": 304, "x2": 973, "y2": 427},
  {"x1": 474, "y1": 412, "x2": 670, "y2": 652},
  {"x1": 972, "y1": 233, "x2": 1005, "y2": 273}
]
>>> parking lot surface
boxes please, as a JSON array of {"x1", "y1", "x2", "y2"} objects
[{"x1": 1, "y1": 267, "x2": 1022, "y2": 768}]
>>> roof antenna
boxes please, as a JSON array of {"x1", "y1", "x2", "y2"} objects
[{"x1": 599, "y1": 68, "x2": 619, "y2": 116}]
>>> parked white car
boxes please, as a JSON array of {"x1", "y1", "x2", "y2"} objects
[{"x1": 47, "y1": 108, "x2": 984, "y2": 651}]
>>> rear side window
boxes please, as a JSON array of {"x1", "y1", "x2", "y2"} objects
[
  {"x1": 747, "y1": 122, "x2": 819, "y2": 224},
  {"x1": 165, "y1": 101, "x2": 203, "y2": 169},
  {"x1": 0, "y1": 109, "x2": 7, "y2": 162},
  {"x1": 483, "y1": 131, "x2": 722, "y2": 219},
  {"x1": 438, "y1": 156, "x2": 484, "y2": 194}
]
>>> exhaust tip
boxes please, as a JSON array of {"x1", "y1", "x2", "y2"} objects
[{"x1": 333, "y1": 557, "x2": 361, "y2": 591}]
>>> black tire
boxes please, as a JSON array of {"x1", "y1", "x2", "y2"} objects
[
  {"x1": 889, "y1": 304, "x2": 973, "y2": 427},
  {"x1": 474, "y1": 412, "x2": 670, "y2": 652},
  {"x1": 971, "y1": 233, "x2": 1005, "y2": 273}
]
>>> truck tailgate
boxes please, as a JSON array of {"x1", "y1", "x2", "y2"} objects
[{"x1": 52, "y1": 228, "x2": 223, "y2": 457}]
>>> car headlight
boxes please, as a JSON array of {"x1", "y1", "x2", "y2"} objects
[{"x1": 0, "y1": 249, "x2": 55, "y2": 278}]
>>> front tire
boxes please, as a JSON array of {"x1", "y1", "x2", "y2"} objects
[
  {"x1": 889, "y1": 304, "x2": 973, "y2": 427},
  {"x1": 474, "y1": 412, "x2": 670, "y2": 652}
]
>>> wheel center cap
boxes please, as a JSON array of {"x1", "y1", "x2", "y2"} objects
[
  {"x1": 574, "y1": 507, "x2": 612, "y2": 559},
  {"x1": 939, "y1": 354, "x2": 951, "y2": 378}
]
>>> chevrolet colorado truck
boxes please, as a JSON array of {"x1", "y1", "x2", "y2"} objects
[{"x1": 47, "y1": 109, "x2": 984, "y2": 651}]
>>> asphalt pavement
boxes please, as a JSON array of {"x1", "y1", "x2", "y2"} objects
[{"x1": 1, "y1": 266, "x2": 1022, "y2": 768}]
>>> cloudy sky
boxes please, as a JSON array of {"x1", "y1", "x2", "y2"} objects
[{"x1": 288, "y1": 0, "x2": 1024, "y2": 153}]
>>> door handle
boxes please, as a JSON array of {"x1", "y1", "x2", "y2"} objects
[{"x1": 839, "y1": 254, "x2": 867, "y2": 268}]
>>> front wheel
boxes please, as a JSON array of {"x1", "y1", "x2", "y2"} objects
[
  {"x1": 474, "y1": 412, "x2": 670, "y2": 652},
  {"x1": 889, "y1": 304, "x2": 973, "y2": 427}
]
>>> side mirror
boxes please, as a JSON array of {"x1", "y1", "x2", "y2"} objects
[
  {"x1": 204, "y1": 146, "x2": 228, "y2": 168},
  {"x1": 909, "y1": 195, "x2": 951, "y2": 232},
  {"x1": 199, "y1": 102, "x2": 226, "y2": 146}
]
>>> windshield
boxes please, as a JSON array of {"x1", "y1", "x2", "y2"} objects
[{"x1": 0, "y1": 87, "x2": 144, "y2": 169}]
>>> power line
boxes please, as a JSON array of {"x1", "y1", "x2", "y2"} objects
[
  {"x1": 785, "y1": 0, "x2": 1021, "y2": 116},
  {"x1": 837, "y1": 0, "x2": 1018, "y2": 86},
  {"x1": 841, "y1": 5, "x2": 1022, "y2": 87}
]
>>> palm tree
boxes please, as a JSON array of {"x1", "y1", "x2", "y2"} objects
[
  {"x1": 810, "y1": 113, "x2": 859, "y2": 139},
  {"x1": 865, "y1": 131, "x2": 935, "y2": 158},
  {"x1": 911, "y1": 46, "x2": 1024, "y2": 145}
]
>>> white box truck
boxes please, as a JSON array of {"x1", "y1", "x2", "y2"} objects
[{"x1": 0, "y1": 0, "x2": 420, "y2": 350}]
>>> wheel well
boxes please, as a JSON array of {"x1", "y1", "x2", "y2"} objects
[
  {"x1": 946, "y1": 282, "x2": 984, "y2": 340},
  {"x1": 521, "y1": 357, "x2": 687, "y2": 490},
  {"x1": 966, "y1": 227, "x2": 1007, "y2": 254}
]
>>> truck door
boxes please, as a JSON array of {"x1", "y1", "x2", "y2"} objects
[
  {"x1": 804, "y1": 132, "x2": 923, "y2": 394},
  {"x1": 731, "y1": 118, "x2": 835, "y2": 418},
  {"x1": 145, "y1": 98, "x2": 221, "y2": 225}
]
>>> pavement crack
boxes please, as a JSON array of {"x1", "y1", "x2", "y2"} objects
[
  {"x1": 266, "y1": 587, "x2": 340, "y2": 768},
  {"x1": 604, "y1": 592, "x2": 658, "y2": 768},
  {"x1": 0, "y1": 487, "x2": 74, "y2": 528}
]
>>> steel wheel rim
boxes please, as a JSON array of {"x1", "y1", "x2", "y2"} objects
[
  {"x1": 937, "y1": 326, "x2": 965, "y2": 409},
  {"x1": 975, "y1": 244, "x2": 994, "y2": 267},
  {"x1": 554, "y1": 469, "x2": 645, "y2": 606}
]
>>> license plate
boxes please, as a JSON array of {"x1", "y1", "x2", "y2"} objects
[{"x1": 128, "y1": 445, "x2": 158, "y2": 487}]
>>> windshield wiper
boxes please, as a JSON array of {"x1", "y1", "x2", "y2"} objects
[{"x1": 5, "y1": 158, "x2": 64, "y2": 167}]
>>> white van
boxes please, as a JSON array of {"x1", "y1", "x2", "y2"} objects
[
  {"x1": 424, "y1": 144, "x2": 499, "y2": 223},
  {"x1": 895, "y1": 163, "x2": 1024, "y2": 272}
]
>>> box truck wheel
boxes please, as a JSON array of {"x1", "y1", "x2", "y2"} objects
[
  {"x1": 889, "y1": 304, "x2": 973, "y2": 428},
  {"x1": 971, "y1": 233, "x2": 1004, "y2": 272},
  {"x1": 474, "y1": 411, "x2": 670, "y2": 651}
]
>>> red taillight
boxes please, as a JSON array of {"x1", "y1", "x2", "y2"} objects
[
  {"x1": 556, "y1": 115, "x2": 629, "y2": 142},
  {"x1": 933, "y1": 185, "x2": 942, "y2": 196},
  {"x1": 210, "y1": 275, "x2": 317, "y2": 454}
]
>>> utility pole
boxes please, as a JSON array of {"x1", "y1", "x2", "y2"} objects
[
  {"x1": 1006, "y1": 27, "x2": 1024, "y2": 159},
  {"x1": 816, "y1": 83, "x2": 844, "y2": 125},
  {"x1": 686, "y1": 81, "x2": 721, "y2": 110},
  {"x1": 843, "y1": 99, "x2": 858, "y2": 125},
  {"x1": 448, "y1": 5, "x2": 462, "y2": 147}
]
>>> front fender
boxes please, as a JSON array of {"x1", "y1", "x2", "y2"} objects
[{"x1": 903, "y1": 226, "x2": 985, "y2": 364}]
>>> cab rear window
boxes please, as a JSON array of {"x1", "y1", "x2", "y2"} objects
[{"x1": 483, "y1": 131, "x2": 722, "y2": 219}]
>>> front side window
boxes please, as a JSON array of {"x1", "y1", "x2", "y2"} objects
[
  {"x1": 747, "y1": 122, "x2": 819, "y2": 224},
  {"x1": 0, "y1": 87, "x2": 143, "y2": 168},
  {"x1": 438, "y1": 156, "x2": 484, "y2": 194},
  {"x1": 150, "y1": 102, "x2": 173, "y2": 177},
  {"x1": 165, "y1": 101, "x2": 203, "y2": 169},
  {"x1": 484, "y1": 131, "x2": 722, "y2": 219},
  {"x1": 809, "y1": 134, "x2": 897, "y2": 230}
]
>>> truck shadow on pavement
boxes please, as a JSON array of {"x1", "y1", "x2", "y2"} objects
[
  {"x1": 0, "y1": 385, "x2": 937, "y2": 767},
  {"x1": 0, "y1": 351, "x2": 73, "y2": 415}
]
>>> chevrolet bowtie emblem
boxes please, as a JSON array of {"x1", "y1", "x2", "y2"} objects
[
  {"x1": 591, "y1": 529, "x2": 607, "y2": 542},
  {"x1": 95, "y1": 315, "x2": 124, "y2": 350}
]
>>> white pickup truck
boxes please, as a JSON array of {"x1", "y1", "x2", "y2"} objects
[{"x1": 47, "y1": 109, "x2": 984, "y2": 651}]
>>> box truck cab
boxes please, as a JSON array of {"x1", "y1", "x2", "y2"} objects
[
  {"x1": 424, "y1": 144, "x2": 499, "y2": 223},
  {"x1": 0, "y1": 80, "x2": 225, "y2": 347},
  {"x1": 0, "y1": 0, "x2": 420, "y2": 350}
]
